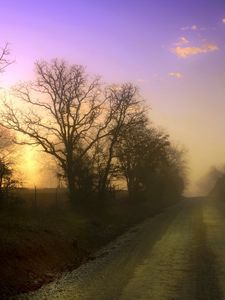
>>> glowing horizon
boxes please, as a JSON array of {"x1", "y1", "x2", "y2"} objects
[{"x1": 1, "y1": 0, "x2": 225, "y2": 195}]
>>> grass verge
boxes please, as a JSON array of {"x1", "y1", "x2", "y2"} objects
[{"x1": 0, "y1": 190, "x2": 173, "y2": 298}]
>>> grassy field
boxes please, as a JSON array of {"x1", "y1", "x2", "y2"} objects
[{"x1": 0, "y1": 189, "x2": 167, "y2": 298}]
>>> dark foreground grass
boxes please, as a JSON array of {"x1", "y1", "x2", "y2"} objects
[{"x1": 0, "y1": 190, "x2": 172, "y2": 298}]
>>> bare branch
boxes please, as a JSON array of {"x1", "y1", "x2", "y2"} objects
[
  {"x1": 0, "y1": 59, "x2": 113, "y2": 199},
  {"x1": 0, "y1": 43, "x2": 14, "y2": 73}
]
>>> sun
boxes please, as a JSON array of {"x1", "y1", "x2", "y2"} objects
[{"x1": 19, "y1": 146, "x2": 40, "y2": 187}]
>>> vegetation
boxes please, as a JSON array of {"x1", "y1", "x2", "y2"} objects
[
  {"x1": 0, "y1": 59, "x2": 186, "y2": 205},
  {"x1": 0, "y1": 189, "x2": 167, "y2": 298},
  {"x1": 0, "y1": 43, "x2": 187, "y2": 297},
  {"x1": 0, "y1": 45, "x2": 20, "y2": 205},
  {"x1": 209, "y1": 167, "x2": 225, "y2": 200}
]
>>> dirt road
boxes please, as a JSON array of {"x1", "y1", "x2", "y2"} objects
[{"x1": 17, "y1": 198, "x2": 225, "y2": 300}]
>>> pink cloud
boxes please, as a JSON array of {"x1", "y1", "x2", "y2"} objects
[{"x1": 171, "y1": 43, "x2": 219, "y2": 58}]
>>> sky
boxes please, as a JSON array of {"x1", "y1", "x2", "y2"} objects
[{"x1": 1, "y1": 0, "x2": 225, "y2": 194}]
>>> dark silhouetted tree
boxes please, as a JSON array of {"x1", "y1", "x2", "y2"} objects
[
  {"x1": 116, "y1": 119, "x2": 170, "y2": 198},
  {"x1": 0, "y1": 127, "x2": 20, "y2": 205},
  {"x1": 116, "y1": 118, "x2": 186, "y2": 203},
  {"x1": 96, "y1": 83, "x2": 145, "y2": 198},
  {"x1": 0, "y1": 43, "x2": 18, "y2": 204},
  {"x1": 0, "y1": 60, "x2": 115, "y2": 202}
]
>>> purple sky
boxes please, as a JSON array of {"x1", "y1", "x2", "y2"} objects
[{"x1": 1, "y1": 0, "x2": 225, "y2": 193}]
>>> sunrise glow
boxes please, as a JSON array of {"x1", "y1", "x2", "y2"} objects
[{"x1": 1, "y1": 0, "x2": 225, "y2": 194}]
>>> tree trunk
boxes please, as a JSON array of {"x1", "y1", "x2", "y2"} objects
[
  {"x1": 127, "y1": 176, "x2": 135, "y2": 200},
  {"x1": 65, "y1": 153, "x2": 76, "y2": 203},
  {"x1": 98, "y1": 139, "x2": 115, "y2": 199},
  {"x1": 126, "y1": 173, "x2": 139, "y2": 200},
  {"x1": 67, "y1": 172, "x2": 76, "y2": 202}
]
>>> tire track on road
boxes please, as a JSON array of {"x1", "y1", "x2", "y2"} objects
[{"x1": 191, "y1": 200, "x2": 222, "y2": 300}]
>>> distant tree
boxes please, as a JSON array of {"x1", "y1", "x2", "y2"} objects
[
  {"x1": 209, "y1": 172, "x2": 225, "y2": 199},
  {"x1": 0, "y1": 43, "x2": 12, "y2": 74},
  {"x1": 198, "y1": 166, "x2": 223, "y2": 195},
  {"x1": 156, "y1": 145, "x2": 187, "y2": 205},
  {"x1": 0, "y1": 60, "x2": 116, "y2": 203},
  {"x1": 116, "y1": 119, "x2": 170, "y2": 199},
  {"x1": 206, "y1": 166, "x2": 225, "y2": 198},
  {"x1": 116, "y1": 118, "x2": 186, "y2": 203}
]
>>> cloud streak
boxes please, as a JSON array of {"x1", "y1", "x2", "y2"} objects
[
  {"x1": 171, "y1": 43, "x2": 219, "y2": 58},
  {"x1": 181, "y1": 25, "x2": 198, "y2": 31},
  {"x1": 169, "y1": 72, "x2": 183, "y2": 79},
  {"x1": 176, "y1": 37, "x2": 189, "y2": 46}
]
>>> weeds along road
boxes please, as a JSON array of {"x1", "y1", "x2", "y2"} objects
[{"x1": 18, "y1": 198, "x2": 225, "y2": 300}]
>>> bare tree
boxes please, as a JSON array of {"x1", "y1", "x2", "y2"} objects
[
  {"x1": 0, "y1": 60, "x2": 113, "y2": 202},
  {"x1": 0, "y1": 43, "x2": 13, "y2": 73},
  {"x1": 0, "y1": 47, "x2": 19, "y2": 204},
  {"x1": 96, "y1": 83, "x2": 145, "y2": 198}
]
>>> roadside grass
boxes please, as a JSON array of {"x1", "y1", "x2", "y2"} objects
[{"x1": 0, "y1": 189, "x2": 169, "y2": 298}]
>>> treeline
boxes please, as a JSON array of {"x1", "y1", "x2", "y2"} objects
[
  {"x1": 0, "y1": 44, "x2": 21, "y2": 205},
  {"x1": 0, "y1": 47, "x2": 186, "y2": 207},
  {"x1": 208, "y1": 167, "x2": 225, "y2": 200}
]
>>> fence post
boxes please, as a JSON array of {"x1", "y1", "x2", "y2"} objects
[{"x1": 33, "y1": 185, "x2": 37, "y2": 209}]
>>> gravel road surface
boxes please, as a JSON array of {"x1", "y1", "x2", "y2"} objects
[{"x1": 17, "y1": 198, "x2": 225, "y2": 300}]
